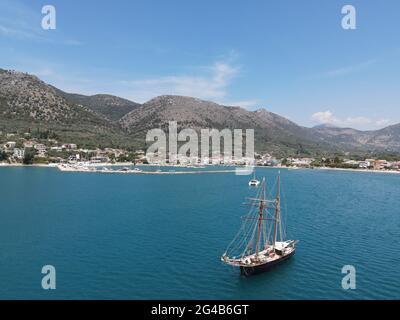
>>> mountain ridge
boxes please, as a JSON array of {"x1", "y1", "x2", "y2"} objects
[
  {"x1": 0, "y1": 69, "x2": 139, "y2": 148},
  {"x1": 1, "y1": 68, "x2": 399, "y2": 155},
  {"x1": 54, "y1": 89, "x2": 142, "y2": 121}
]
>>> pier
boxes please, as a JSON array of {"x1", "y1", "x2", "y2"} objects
[{"x1": 56, "y1": 164, "x2": 237, "y2": 175}]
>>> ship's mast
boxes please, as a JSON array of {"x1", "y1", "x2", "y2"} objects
[
  {"x1": 255, "y1": 179, "x2": 265, "y2": 258},
  {"x1": 273, "y1": 173, "x2": 281, "y2": 249}
]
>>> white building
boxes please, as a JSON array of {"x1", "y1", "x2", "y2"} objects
[
  {"x1": 34, "y1": 144, "x2": 47, "y2": 157},
  {"x1": 68, "y1": 154, "x2": 81, "y2": 163},
  {"x1": 62, "y1": 144, "x2": 77, "y2": 150},
  {"x1": 13, "y1": 148, "x2": 25, "y2": 159},
  {"x1": 344, "y1": 160, "x2": 360, "y2": 166},
  {"x1": 359, "y1": 161, "x2": 369, "y2": 169},
  {"x1": 90, "y1": 156, "x2": 109, "y2": 163},
  {"x1": 290, "y1": 158, "x2": 315, "y2": 167}
]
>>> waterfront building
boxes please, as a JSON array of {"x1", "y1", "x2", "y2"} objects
[
  {"x1": 90, "y1": 156, "x2": 110, "y2": 163},
  {"x1": 34, "y1": 144, "x2": 47, "y2": 157},
  {"x1": 13, "y1": 148, "x2": 25, "y2": 159}
]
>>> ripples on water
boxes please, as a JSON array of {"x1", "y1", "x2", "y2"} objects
[{"x1": 0, "y1": 167, "x2": 399, "y2": 299}]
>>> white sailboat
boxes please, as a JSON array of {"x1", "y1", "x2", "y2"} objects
[{"x1": 248, "y1": 172, "x2": 260, "y2": 187}]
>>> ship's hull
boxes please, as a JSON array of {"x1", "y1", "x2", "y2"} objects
[{"x1": 240, "y1": 249, "x2": 295, "y2": 276}]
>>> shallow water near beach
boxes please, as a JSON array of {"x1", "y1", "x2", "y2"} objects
[{"x1": 0, "y1": 166, "x2": 399, "y2": 299}]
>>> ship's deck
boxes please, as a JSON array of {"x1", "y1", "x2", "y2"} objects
[{"x1": 222, "y1": 240, "x2": 296, "y2": 267}]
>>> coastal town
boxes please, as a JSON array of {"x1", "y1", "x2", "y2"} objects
[{"x1": 1, "y1": 131, "x2": 400, "y2": 173}]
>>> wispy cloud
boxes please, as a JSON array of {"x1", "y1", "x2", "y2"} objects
[
  {"x1": 8, "y1": 56, "x2": 256, "y2": 107},
  {"x1": 324, "y1": 59, "x2": 376, "y2": 78},
  {"x1": 118, "y1": 61, "x2": 240, "y2": 103},
  {"x1": 63, "y1": 39, "x2": 84, "y2": 46},
  {"x1": 0, "y1": 22, "x2": 50, "y2": 42},
  {"x1": 311, "y1": 110, "x2": 391, "y2": 130}
]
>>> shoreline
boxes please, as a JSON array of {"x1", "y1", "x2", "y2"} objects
[
  {"x1": 258, "y1": 165, "x2": 400, "y2": 175},
  {"x1": 311, "y1": 166, "x2": 400, "y2": 175},
  {"x1": 1, "y1": 162, "x2": 399, "y2": 175}
]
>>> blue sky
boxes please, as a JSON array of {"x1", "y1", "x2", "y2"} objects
[{"x1": 1, "y1": 0, "x2": 399, "y2": 130}]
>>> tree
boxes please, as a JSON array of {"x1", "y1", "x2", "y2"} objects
[
  {"x1": 0, "y1": 150, "x2": 8, "y2": 161},
  {"x1": 23, "y1": 148, "x2": 36, "y2": 165}
]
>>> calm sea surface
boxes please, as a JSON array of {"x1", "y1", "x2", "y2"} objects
[{"x1": 0, "y1": 166, "x2": 399, "y2": 299}]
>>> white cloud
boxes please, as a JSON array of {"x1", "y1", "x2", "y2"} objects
[
  {"x1": 311, "y1": 110, "x2": 392, "y2": 130},
  {"x1": 311, "y1": 111, "x2": 336, "y2": 124},
  {"x1": 118, "y1": 62, "x2": 240, "y2": 103},
  {"x1": 375, "y1": 119, "x2": 391, "y2": 127}
]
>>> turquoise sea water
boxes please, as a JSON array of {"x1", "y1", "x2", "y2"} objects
[{"x1": 0, "y1": 166, "x2": 399, "y2": 299}]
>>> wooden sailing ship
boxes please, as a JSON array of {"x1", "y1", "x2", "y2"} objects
[{"x1": 221, "y1": 174, "x2": 298, "y2": 276}]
